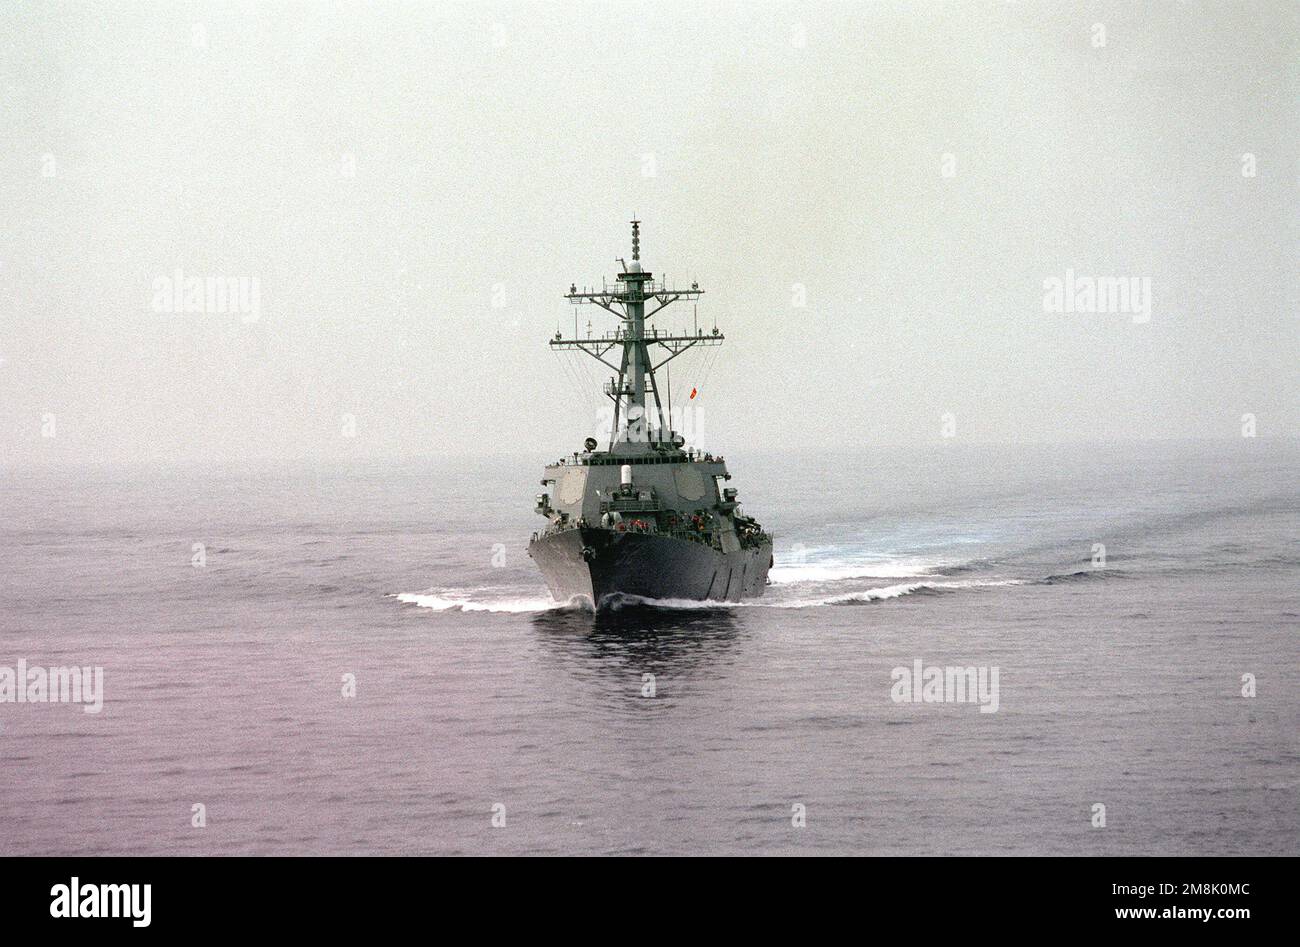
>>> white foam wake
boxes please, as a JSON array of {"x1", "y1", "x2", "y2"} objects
[
  {"x1": 570, "y1": 578, "x2": 1024, "y2": 610},
  {"x1": 394, "y1": 593, "x2": 561, "y2": 614},
  {"x1": 775, "y1": 578, "x2": 1025, "y2": 608},
  {"x1": 392, "y1": 577, "x2": 1026, "y2": 616},
  {"x1": 769, "y1": 561, "x2": 944, "y2": 584}
]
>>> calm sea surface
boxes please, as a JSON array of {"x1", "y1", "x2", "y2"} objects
[{"x1": 1, "y1": 440, "x2": 1296, "y2": 855}]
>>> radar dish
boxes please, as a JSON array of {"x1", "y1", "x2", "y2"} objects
[{"x1": 674, "y1": 465, "x2": 706, "y2": 501}]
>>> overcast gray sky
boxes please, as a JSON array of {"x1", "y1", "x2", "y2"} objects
[{"x1": 1, "y1": 1, "x2": 1296, "y2": 465}]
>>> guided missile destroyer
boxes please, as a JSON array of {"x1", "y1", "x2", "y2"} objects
[{"x1": 528, "y1": 220, "x2": 772, "y2": 606}]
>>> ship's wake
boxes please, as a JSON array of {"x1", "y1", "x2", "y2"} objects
[
  {"x1": 766, "y1": 555, "x2": 967, "y2": 584},
  {"x1": 391, "y1": 578, "x2": 1023, "y2": 615},
  {"x1": 391, "y1": 551, "x2": 1025, "y2": 615},
  {"x1": 392, "y1": 592, "x2": 569, "y2": 614}
]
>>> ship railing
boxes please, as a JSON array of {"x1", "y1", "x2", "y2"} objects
[{"x1": 539, "y1": 519, "x2": 733, "y2": 551}]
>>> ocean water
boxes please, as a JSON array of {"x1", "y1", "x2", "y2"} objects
[{"x1": 1, "y1": 440, "x2": 1296, "y2": 856}]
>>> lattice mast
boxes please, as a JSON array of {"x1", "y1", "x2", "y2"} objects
[{"x1": 552, "y1": 219, "x2": 722, "y2": 450}]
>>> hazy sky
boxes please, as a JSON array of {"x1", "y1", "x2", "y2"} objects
[{"x1": 1, "y1": 1, "x2": 1296, "y2": 465}]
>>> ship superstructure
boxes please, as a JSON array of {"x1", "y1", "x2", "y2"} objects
[{"x1": 527, "y1": 220, "x2": 772, "y2": 605}]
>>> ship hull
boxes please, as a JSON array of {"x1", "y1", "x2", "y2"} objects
[{"x1": 528, "y1": 527, "x2": 771, "y2": 606}]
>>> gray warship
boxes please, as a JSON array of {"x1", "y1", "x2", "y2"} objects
[{"x1": 528, "y1": 220, "x2": 773, "y2": 606}]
